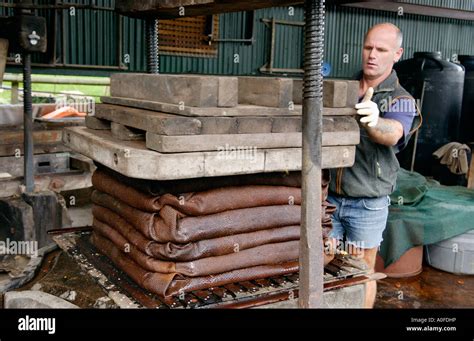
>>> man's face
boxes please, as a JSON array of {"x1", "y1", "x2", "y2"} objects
[{"x1": 362, "y1": 27, "x2": 403, "y2": 79}]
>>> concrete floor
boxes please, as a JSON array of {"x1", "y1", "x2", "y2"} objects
[{"x1": 375, "y1": 265, "x2": 474, "y2": 309}]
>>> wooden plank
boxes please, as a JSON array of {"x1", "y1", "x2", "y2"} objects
[
  {"x1": 293, "y1": 79, "x2": 360, "y2": 108},
  {"x1": 101, "y1": 96, "x2": 356, "y2": 117},
  {"x1": 0, "y1": 130, "x2": 62, "y2": 145},
  {"x1": 146, "y1": 129, "x2": 359, "y2": 153},
  {"x1": 238, "y1": 77, "x2": 293, "y2": 108},
  {"x1": 85, "y1": 115, "x2": 111, "y2": 130},
  {"x1": 202, "y1": 149, "x2": 266, "y2": 178},
  {"x1": 34, "y1": 117, "x2": 85, "y2": 130},
  {"x1": 323, "y1": 80, "x2": 348, "y2": 108},
  {"x1": 96, "y1": 103, "x2": 355, "y2": 136},
  {"x1": 199, "y1": 116, "x2": 238, "y2": 134},
  {"x1": 111, "y1": 122, "x2": 145, "y2": 141},
  {"x1": 323, "y1": 107, "x2": 356, "y2": 116},
  {"x1": 0, "y1": 130, "x2": 67, "y2": 157},
  {"x1": 345, "y1": 80, "x2": 360, "y2": 107},
  {"x1": 0, "y1": 170, "x2": 92, "y2": 198},
  {"x1": 99, "y1": 103, "x2": 300, "y2": 135},
  {"x1": 101, "y1": 95, "x2": 301, "y2": 117},
  {"x1": 95, "y1": 104, "x2": 202, "y2": 135},
  {"x1": 0, "y1": 143, "x2": 70, "y2": 157},
  {"x1": 110, "y1": 73, "x2": 238, "y2": 108},
  {"x1": 34, "y1": 153, "x2": 70, "y2": 174},
  {"x1": 62, "y1": 127, "x2": 356, "y2": 180},
  {"x1": 97, "y1": 104, "x2": 282, "y2": 135},
  {"x1": 63, "y1": 127, "x2": 207, "y2": 180},
  {"x1": 264, "y1": 146, "x2": 356, "y2": 172},
  {"x1": 218, "y1": 77, "x2": 238, "y2": 108},
  {"x1": 272, "y1": 117, "x2": 301, "y2": 133},
  {"x1": 146, "y1": 132, "x2": 301, "y2": 153},
  {"x1": 116, "y1": 0, "x2": 304, "y2": 19},
  {"x1": 235, "y1": 117, "x2": 273, "y2": 134}
]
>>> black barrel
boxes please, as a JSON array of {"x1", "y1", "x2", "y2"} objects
[
  {"x1": 459, "y1": 55, "x2": 474, "y2": 144},
  {"x1": 394, "y1": 52, "x2": 465, "y2": 177}
]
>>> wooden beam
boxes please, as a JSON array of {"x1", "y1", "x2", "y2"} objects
[
  {"x1": 110, "y1": 73, "x2": 238, "y2": 108},
  {"x1": 145, "y1": 128, "x2": 358, "y2": 153},
  {"x1": 62, "y1": 127, "x2": 355, "y2": 180},
  {"x1": 101, "y1": 96, "x2": 357, "y2": 117},
  {"x1": 115, "y1": 0, "x2": 305, "y2": 19}
]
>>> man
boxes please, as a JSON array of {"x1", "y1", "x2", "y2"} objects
[{"x1": 327, "y1": 23, "x2": 421, "y2": 308}]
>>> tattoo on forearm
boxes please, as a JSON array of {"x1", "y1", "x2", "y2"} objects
[{"x1": 373, "y1": 121, "x2": 395, "y2": 134}]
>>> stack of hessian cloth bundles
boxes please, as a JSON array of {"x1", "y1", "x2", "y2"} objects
[{"x1": 90, "y1": 165, "x2": 336, "y2": 298}]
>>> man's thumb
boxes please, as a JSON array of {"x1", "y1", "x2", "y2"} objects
[{"x1": 362, "y1": 87, "x2": 374, "y2": 102}]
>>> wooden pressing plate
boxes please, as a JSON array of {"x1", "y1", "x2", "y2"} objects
[{"x1": 62, "y1": 126, "x2": 356, "y2": 181}]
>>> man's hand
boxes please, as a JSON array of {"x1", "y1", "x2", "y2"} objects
[
  {"x1": 356, "y1": 87, "x2": 379, "y2": 127},
  {"x1": 355, "y1": 87, "x2": 404, "y2": 146}
]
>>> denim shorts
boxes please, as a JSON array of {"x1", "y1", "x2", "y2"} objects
[{"x1": 327, "y1": 194, "x2": 391, "y2": 249}]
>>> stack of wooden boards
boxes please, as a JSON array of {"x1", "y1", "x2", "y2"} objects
[
  {"x1": 0, "y1": 104, "x2": 77, "y2": 158},
  {"x1": 64, "y1": 74, "x2": 360, "y2": 180},
  {"x1": 89, "y1": 165, "x2": 336, "y2": 297},
  {"x1": 0, "y1": 104, "x2": 89, "y2": 196}
]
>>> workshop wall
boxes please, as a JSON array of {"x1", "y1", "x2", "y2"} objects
[{"x1": 2, "y1": 0, "x2": 474, "y2": 78}]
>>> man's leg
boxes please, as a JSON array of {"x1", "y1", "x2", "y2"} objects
[
  {"x1": 343, "y1": 196, "x2": 390, "y2": 308},
  {"x1": 358, "y1": 247, "x2": 378, "y2": 308}
]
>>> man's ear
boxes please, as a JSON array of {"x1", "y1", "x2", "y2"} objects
[{"x1": 394, "y1": 47, "x2": 404, "y2": 63}]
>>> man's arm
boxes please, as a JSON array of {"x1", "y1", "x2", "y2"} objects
[
  {"x1": 363, "y1": 117, "x2": 404, "y2": 146},
  {"x1": 356, "y1": 88, "x2": 413, "y2": 147}
]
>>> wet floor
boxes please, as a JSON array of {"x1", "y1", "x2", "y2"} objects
[
  {"x1": 4, "y1": 249, "x2": 472, "y2": 309},
  {"x1": 375, "y1": 265, "x2": 474, "y2": 309},
  {"x1": 14, "y1": 250, "x2": 117, "y2": 308}
]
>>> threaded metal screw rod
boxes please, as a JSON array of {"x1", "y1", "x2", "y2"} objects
[
  {"x1": 299, "y1": 0, "x2": 325, "y2": 308},
  {"x1": 23, "y1": 52, "x2": 34, "y2": 193},
  {"x1": 146, "y1": 18, "x2": 159, "y2": 74}
]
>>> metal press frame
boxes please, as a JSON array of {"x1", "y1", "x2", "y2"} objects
[{"x1": 113, "y1": 0, "x2": 327, "y2": 309}]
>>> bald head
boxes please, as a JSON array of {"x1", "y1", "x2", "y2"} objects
[
  {"x1": 361, "y1": 23, "x2": 404, "y2": 81},
  {"x1": 365, "y1": 23, "x2": 403, "y2": 49}
]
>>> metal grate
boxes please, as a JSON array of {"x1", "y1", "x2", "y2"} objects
[{"x1": 53, "y1": 231, "x2": 375, "y2": 309}]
